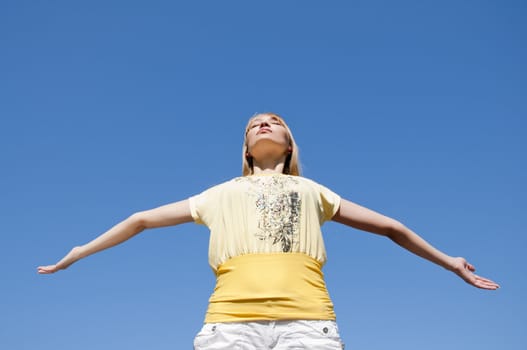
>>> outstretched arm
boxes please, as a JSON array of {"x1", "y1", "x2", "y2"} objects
[
  {"x1": 37, "y1": 199, "x2": 193, "y2": 274},
  {"x1": 332, "y1": 198, "x2": 499, "y2": 290}
]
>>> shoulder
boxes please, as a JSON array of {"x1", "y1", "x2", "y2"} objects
[
  {"x1": 294, "y1": 176, "x2": 329, "y2": 190},
  {"x1": 295, "y1": 175, "x2": 320, "y2": 186},
  {"x1": 296, "y1": 176, "x2": 341, "y2": 198},
  {"x1": 191, "y1": 177, "x2": 242, "y2": 196}
]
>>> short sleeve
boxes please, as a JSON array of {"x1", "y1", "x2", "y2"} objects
[
  {"x1": 317, "y1": 183, "x2": 341, "y2": 222},
  {"x1": 188, "y1": 193, "x2": 204, "y2": 225},
  {"x1": 188, "y1": 184, "x2": 223, "y2": 226}
]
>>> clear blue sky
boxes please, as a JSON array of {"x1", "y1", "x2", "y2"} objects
[{"x1": 1, "y1": 1, "x2": 525, "y2": 349}]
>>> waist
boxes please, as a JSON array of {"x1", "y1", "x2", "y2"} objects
[{"x1": 205, "y1": 253, "x2": 336, "y2": 323}]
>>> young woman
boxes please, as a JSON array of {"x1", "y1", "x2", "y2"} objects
[{"x1": 38, "y1": 113, "x2": 499, "y2": 349}]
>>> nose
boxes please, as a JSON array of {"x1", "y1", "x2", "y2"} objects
[{"x1": 259, "y1": 121, "x2": 270, "y2": 128}]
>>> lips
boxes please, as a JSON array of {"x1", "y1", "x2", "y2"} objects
[{"x1": 257, "y1": 127, "x2": 272, "y2": 134}]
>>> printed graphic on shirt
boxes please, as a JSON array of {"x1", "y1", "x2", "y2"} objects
[{"x1": 241, "y1": 176, "x2": 301, "y2": 252}]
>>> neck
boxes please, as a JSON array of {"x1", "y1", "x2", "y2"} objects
[{"x1": 252, "y1": 156, "x2": 286, "y2": 175}]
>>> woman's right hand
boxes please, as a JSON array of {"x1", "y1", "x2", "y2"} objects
[
  {"x1": 37, "y1": 246, "x2": 84, "y2": 274},
  {"x1": 37, "y1": 200, "x2": 193, "y2": 275}
]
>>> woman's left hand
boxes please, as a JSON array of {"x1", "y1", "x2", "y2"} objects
[{"x1": 449, "y1": 257, "x2": 500, "y2": 290}]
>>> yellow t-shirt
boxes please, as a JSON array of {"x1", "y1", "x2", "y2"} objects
[{"x1": 189, "y1": 174, "x2": 341, "y2": 322}]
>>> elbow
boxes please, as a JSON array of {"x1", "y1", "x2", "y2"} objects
[
  {"x1": 128, "y1": 212, "x2": 148, "y2": 232},
  {"x1": 385, "y1": 220, "x2": 408, "y2": 241}
]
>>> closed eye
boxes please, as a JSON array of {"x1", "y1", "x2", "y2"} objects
[{"x1": 248, "y1": 117, "x2": 283, "y2": 130}]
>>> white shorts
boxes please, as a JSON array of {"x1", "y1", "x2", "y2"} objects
[{"x1": 193, "y1": 320, "x2": 345, "y2": 350}]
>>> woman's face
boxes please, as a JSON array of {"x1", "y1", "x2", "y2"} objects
[{"x1": 245, "y1": 114, "x2": 290, "y2": 159}]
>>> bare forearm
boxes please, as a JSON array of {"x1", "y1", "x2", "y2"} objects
[
  {"x1": 80, "y1": 200, "x2": 192, "y2": 259},
  {"x1": 332, "y1": 198, "x2": 499, "y2": 289},
  {"x1": 38, "y1": 200, "x2": 193, "y2": 274},
  {"x1": 50, "y1": 214, "x2": 145, "y2": 271},
  {"x1": 386, "y1": 222, "x2": 454, "y2": 271},
  {"x1": 77, "y1": 214, "x2": 145, "y2": 260}
]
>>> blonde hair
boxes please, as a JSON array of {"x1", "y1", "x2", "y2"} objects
[{"x1": 242, "y1": 112, "x2": 302, "y2": 176}]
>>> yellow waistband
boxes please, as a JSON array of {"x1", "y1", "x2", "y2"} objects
[{"x1": 205, "y1": 253, "x2": 336, "y2": 323}]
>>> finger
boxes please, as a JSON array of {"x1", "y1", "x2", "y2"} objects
[
  {"x1": 475, "y1": 275, "x2": 497, "y2": 284},
  {"x1": 475, "y1": 282, "x2": 499, "y2": 290},
  {"x1": 38, "y1": 264, "x2": 55, "y2": 269},
  {"x1": 37, "y1": 265, "x2": 57, "y2": 274},
  {"x1": 475, "y1": 275, "x2": 500, "y2": 288},
  {"x1": 473, "y1": 276, "x2": 500, "y2": 290},
  {"x1": 466, "y1": 263, "x2": 476, "y2": 272}
]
